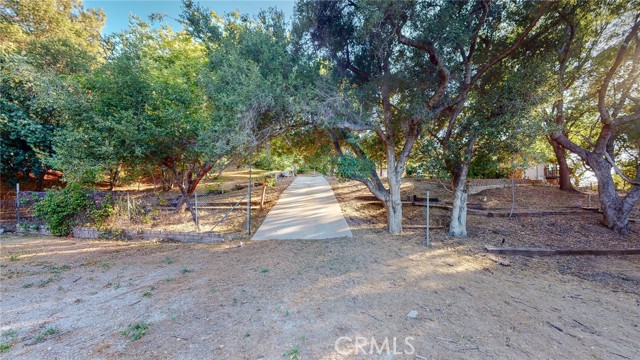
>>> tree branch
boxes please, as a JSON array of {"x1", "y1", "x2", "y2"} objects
[
  {"x1": 343, "y1": 46, "x2": 371, "y2": 81},
  {"x1": 396, "y1": 121, "x2": 420, "y2": 174},
  {"x1": 551, "y1": 132, "x2": 588, "y2": 160},
  {"x1": 396, "y1": 27, "x2": 449, "y2": 110},
  {"x1": 604, "y1": 151, "x2": 640, "y2": 186},
  {"x1": 597, "y1": 19, "x2": 640, "y2": 124},
  {"x1": 464, "y1": 0, "x2": 490, "y2": 83},
  {"x1": 471, "y1": 2, "x2": 549, "y2": 84}
]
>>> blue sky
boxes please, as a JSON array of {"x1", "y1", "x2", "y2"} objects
[{"x1": 83, "y1": 0, "x2": 296, "y2": 34}]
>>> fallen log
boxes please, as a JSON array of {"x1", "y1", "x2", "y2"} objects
[
  {"x1": 403, "y1": 225, "x2": 445, "y2": 229},
  {"x1": 411, "y1": 195, "x2": 440, "y2": 203},
  {"x1": 485, "y1": 210, "x2": 596, "y2": 218},
  {"x1": 484, "y1": 245, "x2": 640, "y2": 256},
  {"x1": 415, "y1": 203, "x2": 599, "y2": 218}
]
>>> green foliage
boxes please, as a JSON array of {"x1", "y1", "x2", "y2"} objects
[
  {"x1": 282, "y1": 345, "x2": 301, "y2": 360},
  {"x1": 120, "y1": 322, "x2": 150, "y2": 341},
  {"x1": 33, "y1": 183, "x2": 92, "y2": 236},
  {"x1": 90, "y1": 195, "x2": 116, "y2": 229},
  {"x1": 0, "y1": 343, "x2": 11, "y2": 353},
  {"x1": 29, "y1": 326, "x2": 59, "y2": 344},
  {"x1": 38, "y1": 277, "x2": 54, "y2": 287},
  {"x1": 1, "y1": 330, "x2": 17, "y2": 339},
  {"x1": 0, "y1": 0, "x2": 104, "y2": 186},
  {"x1": 254, "y1": 152, "x2": 293, "y2": 171},
  {"x1": 334, "y1": 155, "x2": 374, "y2": 181}
]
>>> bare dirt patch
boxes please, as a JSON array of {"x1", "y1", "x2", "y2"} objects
[
  {"x1": 1, "y1": 228, "x2": 638, "y2": 359},
  {"x1": 330, "y1": 177, "x2": 640, "y2": 296}
]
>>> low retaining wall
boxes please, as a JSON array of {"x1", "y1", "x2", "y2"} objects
[
  {"x1": 72, "y1": 227, "x2": 240, "y2": 243},
  {"x1": 1, "y1": 224, "x2": 240, "y2": 243},
  {"x1": 468, "y1": 183, "x2": 533, "y2": 195}
]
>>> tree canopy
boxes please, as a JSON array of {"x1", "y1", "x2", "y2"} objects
[{"x1": 1, "y1": 0, "x2": 638, "y2": 235}]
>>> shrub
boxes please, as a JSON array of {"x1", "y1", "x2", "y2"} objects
[
  {"x1": 120, "y1": 322, "x2": 150, "y2": 341},
  {"x1": 334, "y1": 155, "x2": 375, "y2": 181},
  {"x1": 34, "y1": 183, "x2": 92, "y2": 236},
  {"x1": 90, "y1": 194, "x2": 115, "y2": 229}
]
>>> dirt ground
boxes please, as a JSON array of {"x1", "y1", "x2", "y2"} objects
[
  {"x1": 1, "y1": 178, "x2": 639, "y2": 359},
  {"x1": 330, "y1": 177, "x2": 640, "y2": 295}
]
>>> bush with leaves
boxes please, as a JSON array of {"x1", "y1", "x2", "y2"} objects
[
  {"x1": 90, "y1": 194, "x2": 116, "y2": 229},
  {"x1": 334, "y1": 155, "x2": 375, "y2": 182},
  {"x1": 33, "y1": 183, "x2": 92, "y2": 236}
]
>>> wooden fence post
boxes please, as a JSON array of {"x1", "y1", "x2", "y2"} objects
[
  {"x1": 425, "y1": 190, "x2": 430, "y2": 247},
  {"x1": 15, "y1": 183, "x2": 20, "y2": 227}
]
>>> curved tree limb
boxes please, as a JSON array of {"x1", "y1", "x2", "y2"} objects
[
  {"x1": 603, "y1": 151, "x2": 640, "y2": 187},
  {"x1": 597, "y1": 18, "x2": 640, "y2": 124},
  {"x1": 471, "y1": 2, "x2": 550, "y2": 84},
  {"x1": 396, "y1": 28, "x2": 449, "y2": 111}
]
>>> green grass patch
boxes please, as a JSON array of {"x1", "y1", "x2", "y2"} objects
[
  {"x1": 48, "y1": 264, "x2": 71, "y2": 274},
  {"x1": 120, "y1": 322, "x2": 150, "y2": 341},
  {"x1": 282, "y1": 345, "x2": 301, "y2": 360},
  {"x1": 30, "y1": 326, "x2": 59, "y2": 344},
  {"x1": 38, "y1": 277, "x2": 54, "y2": 287},
  {"x1": 1, "y1": 330, "x2": 17, "y2": 339}
]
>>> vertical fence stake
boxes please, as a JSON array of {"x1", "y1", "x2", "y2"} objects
[
  {"x1": 195, "y1": 192, "x2": 199, "y2": 231},
  {"x1": 247, "y1": 160, "x2": 252, "y2": 236},
  {"x1": 127, "y1": 193, "x2": 131, "y2": 222},
  {"x1": 426, "y1": 190, "x2": 430, "y2": 248},
  {"x1": 16, "y1": 183, "x2": 20, "y2": 228}
]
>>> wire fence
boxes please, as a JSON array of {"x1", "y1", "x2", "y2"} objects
[{"x1": 2, "y1": 171, "x2": 289, "y2": 235}]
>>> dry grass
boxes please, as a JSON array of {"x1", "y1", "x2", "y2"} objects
[{"x1": 102, "y1": 170, "x2": 294, "y2": 234}]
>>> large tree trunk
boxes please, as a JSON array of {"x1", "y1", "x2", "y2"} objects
[
  {"x1": 446, "y1": 135, "x2": 477, "y2": 238},
  {"x1": 548, "y1": 137, "x2": 574, "y2": 191},
  {"x1": 167, "y1": 159, "x2": 214, "y2": 230},
  {"x1": 587, "y1": 153, "x2": 638, "y2": 235},
  {"x1": 35, "y1": 168, "x2": 46, "y2": 191},
  {"x1": 108, "y1": 167, "x2": 120, "y2": 192},
  {"x1": 449, "y1": 163, "x2": 469, "y2": 237},
  {"x1": 175, "y1": 183, "x2": 199, "y2": 230},
  {"x1": 386, "y1": 168, "x2": 403, "y2": 234}
]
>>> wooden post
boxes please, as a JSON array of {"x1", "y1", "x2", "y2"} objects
[
  {"x1": 426, "y1": 190, "x2": 430, "y2": 247},
  {"x1": 195, "y1": 192, "x2": 199, "y2": 231},
  {"x1": 260, "y1": 185, "x2": 267, "y2": 210},
  {"x1": 509, "y1": 157, "x2": 516, "y2": 219},
  {"x1": 127, "y1": 193, "x2": 131, "y2": 222},
  {"x1": 247, "y1": 161, "x2": 252, "y2": 236},
  {"x1": 15, "y1": 183, "x2": 20, "y2": 227}
]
